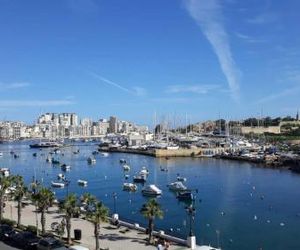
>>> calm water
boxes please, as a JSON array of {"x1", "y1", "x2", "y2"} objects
[{"x1": 1, "y1": 141, "x2": 300, "y2": 250}]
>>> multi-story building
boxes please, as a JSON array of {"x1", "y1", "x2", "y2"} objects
[{"x1": 109, "y1": 116, "x2": 118, "y2": 134}]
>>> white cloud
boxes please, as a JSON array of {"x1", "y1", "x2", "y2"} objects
[
  {"x1": 235, "y1": 32, "x2": 266, "y2": 43},
  {"x1": 256, "y1": 86, "x2": 300, "y2": 104},
  {"x1": 88, "y1": 71, "x2": 146, "y2": 97},
  {"x1": 0, "y1": 100, "x2": 74, "y2": 107},
  {"x1": 184, "y1": 0, "x2": 241, "y2": 101},
  {"x1": 0, "y1": 82, "x2": 30, "y2": 89},
  {"x1": 247, "y1": 12, "x2": 278, "y2": 24},
  {"x1": 166, "y1": 84, "x2": 220, "y2": 94}
]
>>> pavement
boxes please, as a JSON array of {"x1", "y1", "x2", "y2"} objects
[
  {"x1": 3, "y1": 200, "x2": 189, "y2": 250},
  {"x1": 0, "y1": 241, "x2": 18, "y2": 250}
]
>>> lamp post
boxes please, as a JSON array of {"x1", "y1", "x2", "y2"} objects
[{"x1": 186, "y1": 200, "x2": 196, "y2": 249}]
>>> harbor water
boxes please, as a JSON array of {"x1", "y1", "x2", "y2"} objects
[{"x1": 1, "y1": 141, "x2": 300, "y2": 250}]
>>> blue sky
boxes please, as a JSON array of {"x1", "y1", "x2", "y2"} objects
[{"x1": 0, "y1": 0, "x2": 300, "y2": 125}]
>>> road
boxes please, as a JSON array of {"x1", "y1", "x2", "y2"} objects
[{"x1": 0, "y1": 241, "x2": 18, "y2": 250}]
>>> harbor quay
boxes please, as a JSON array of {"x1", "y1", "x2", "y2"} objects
[{"x1": 2, "y1": 201, "x2": 213, "y2": 250}]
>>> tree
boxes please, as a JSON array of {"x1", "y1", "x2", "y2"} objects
[
  {"x1": 0, "y1": 175, "x2": 13, "y2": 221},
  {"x1": 12, "y1": 175, "x2": 27, "y2": 227},
  {"x1": 32, "y1": 187, "x2": 55, "y2": 235},
  {"x1": 60, "y1": 193, "x2": 79, "y2": 244},
  {"x1": 85, "y1": 195, "x2": 109, "y2": 250},
  {"x1": 140, "y1": 198, "x2": 163, "y2": 242}
]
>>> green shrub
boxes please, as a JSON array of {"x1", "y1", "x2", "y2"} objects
[
  {"x1": 26, "y1": 225, "x2": 39, "y2": 235},
  {"x1": 17, "y1": 224, "x2": 27, "y2": 231},
  {"x1": 0, "y1": 218, "x2": 16, "y2": 226}
]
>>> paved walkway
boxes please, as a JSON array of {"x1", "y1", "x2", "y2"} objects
[{"x1": 3, "y1": 201, "x2": 189, "y2": 250}]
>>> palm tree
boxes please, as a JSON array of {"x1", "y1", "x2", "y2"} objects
[
  {"x1": 60, "y1": 193, "x2": 79, "y2": 245},
  {"x1": 0, "y1": 175, "x2": 13, "y2": 221},
  {"x1": 32, "y1": 187, "x2": 55, "y2": 235},
  {"x1": 140, "y1": 198, "x2": 163, "y2": 242},
  {"x1": 85, "y1": 195, "x2": 109, "y2": 250},
  {"x1": 12, "y1": 175, "x2": 27, "y2": 227}
]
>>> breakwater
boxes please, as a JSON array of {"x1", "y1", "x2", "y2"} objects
[{"x1": 99, "y1": 146, "x2": 227, "y2": 158}]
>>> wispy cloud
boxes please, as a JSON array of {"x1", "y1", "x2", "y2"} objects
[
  {"x1": 247, "y1": 12, "x2": 278, "y2": 24},
  {"x1": 0, "y1": 100, "x2": 74, "y2": 107},
  {"x1": 166, "y1": 84, "x2": 220, "y2": 94},
  {"x1": 88, "y1": 71, "x2": 147, "y2": 96},
  {"x1": 184, "y1": 0, "x2": 241, "y2": 101},
  {"x1": 256, "y1": 86, "x2": 300, "y2": 104},
  {"x1": 0, "y1": 82, "x2": 30, "y2": 90},
  {"x1": 235, "y1": 32, "x2": 266, "y2": 43}
]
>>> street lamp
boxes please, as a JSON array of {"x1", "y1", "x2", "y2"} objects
[
  {"x1": 185, "y1": 201, "x2": 196, "y2": 237},
  {"x1": 112, "y1": 192, "x2": 117, "y2": 214}
]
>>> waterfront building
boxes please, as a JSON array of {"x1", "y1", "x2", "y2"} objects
[{"x1": 109, "y1": 116, "x2": 118, "y2": 133}]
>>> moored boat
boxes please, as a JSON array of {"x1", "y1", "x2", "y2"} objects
[
  {"x1": 177, "y1": 191, "x2": 194, "y2": 201},
  {"x1": 57, "y1": 173, "x2": 65, "y2": 180},
  {"x1": 123, "y1": 164, "x2": 130, "y2": 171},
  {"x1": 61, "y1": 164, "x2": 71, "y2": 171},
  {"x1": 78, "y1": 179, "x2": 88, "y2": 186},
  {"x1": 87, "y1": 157, "x2": 96, "y2": 164},
  {"x1": 30, "y1": 142, "x2": 63, "y2": 148},
  {"x1": 177, "y1": 176, "x2": 187, "y2": 182},
  {"x1": 0, "y1": 168, "x2": 10, "y2": 177},
  {"x1": 51, "y1": 181, "x2": 65, "y2": 188},
  {"x1": 168, "y1": 181, "x2": 187, "y2": 191},
  {"x1": 120, "y1": 159, "x2": 126, "y2": 164},
  {"x1": 123, "y1": 183, "x2": 137, "y2": 191},
  {"x1": 142, "y1": 184, "x2": 162, "y2": 196},
  {"x1": 133, "y1": 174, "x2": 147, "y2": 183}
]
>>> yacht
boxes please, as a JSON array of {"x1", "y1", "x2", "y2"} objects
[
  {"x1": 100, "y1": 152, "x2": 109, "y2": 157},
  {"x1": 78, "y1": 179, "x2": 88, "y2": 186},
  {"x1": 123, "y1": 183, "x2": 137, "y2": 191},
  {"x1": 46, "y1": 156, "x2": 52, "y2": 163},
  {"x1": 142, "y1": 184, "x2": 162, "y2": 196},
  {"x1": 123, "y1": 164, "x2": 130, "y2": 171},
  {"x1": 168, "y1": 181, "x2": 187, "y2": 191},
  {"x1": 0, "y1": 152, "x2": 3, "y2": 157},
  {"x1": 51, "y1": 181, "x2": 65, "y2": 188},
  {"x1": 87, "y1": 157, "x2": 96, "y2": 164},
  {"x1": 52, "y1": 159, "x2": 60, "y2": 165}
]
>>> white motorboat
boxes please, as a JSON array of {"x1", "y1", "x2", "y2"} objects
[
  {"x1": 133, "y1": 174, "x2": 147, "y2": 183},
  {"x1": 101, "y1": 152, "x2": 109, "y2": 157},
  {"x1": 0, "y1": 168, "x2": 10, "y2": 177},
  {"x1": 51, "y1": 181, "x2": 65, "y2": 188},
  {"x1": 142, "y1": 184, "x2": 162, "y2": 196},
  {"x1": 140, "y1": 167, "x2": 149, "y2": 175},
  {"x1": 177, "y1": 176, "x2": 187, "y2": 182},
  {"x1": 61, "y1": 164, "x2": 71, "y2": 171},
  {"x1": 124, "y1": 174, "x2": 130, "y2": 179},
  {"x1": 123, "y1": 164, "x2": 130, "y2": 171},
  {"x1": 57, "y1": 173, "x2": 65, "y2": 180},
  {"x1": 168, "y1": 181, "x2": 187, "y2": 191},
  {"x1": 123, "y1": 183, "x2": 137, "y2": 191},
  {"x1": 78, "y1": 179, "x2": 88, "y2": 186},
  {"x1": 87, "y1": 157, "x2": 96, "y2": 164},
  {"x1": 0, "y1": 152, "x2": 3, "y2": 157}
]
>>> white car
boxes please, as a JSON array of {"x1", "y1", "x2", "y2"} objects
[{"x1": 69, "y1": 245, "x2": 90, "y2": 250}]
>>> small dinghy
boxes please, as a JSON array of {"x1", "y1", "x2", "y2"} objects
[
  {"x1": 123, "y1": 183, "x2": 137, "y2": 191},
  {"x1": 51, "y1": 181, "x2": 65, "y2": 188},
  {"x1": 78, "y1": 179, "x2": 88, "y2": 186}
]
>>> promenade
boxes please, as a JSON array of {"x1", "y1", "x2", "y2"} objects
[{"x1": 3, "y1": 201, "x2": 189, "y2": 250}]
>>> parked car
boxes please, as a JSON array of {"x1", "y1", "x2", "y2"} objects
[
  {"x1": 0, "y1": 224, "x2": 14, "y2": 241},
  {"x1": 37, "y1": 237, "x2": 68, "y2": 250},
  {"x1": 11, "y1": 231, "x2": 40, "y2": 250}
]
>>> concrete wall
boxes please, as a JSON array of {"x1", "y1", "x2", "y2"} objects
[{"x1": 241, "y1": 126, "x2": 281, "y2": 134}]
